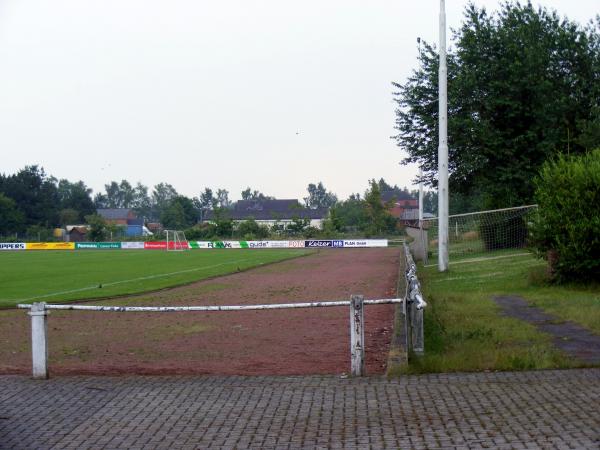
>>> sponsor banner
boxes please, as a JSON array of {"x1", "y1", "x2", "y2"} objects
[
  {"x1": 144, "y1": 241, "x2": 189, "y2": 250},
  {"x1": 305, "y1": 240, "x2": 333, "y2": 248},
  {"x1": 0, "y1": 242, "x2": 26, "y2": 251},
  {"x1": 76, "y1": 242, "x2": 122, "y2": 249},
  {"x1": 193, "y1": 240, "x2": 291, "y2": 249},
  {"x1": 26, "y1": 242, "x2": 75, "y2": 250},
  {"x1": 121, "y1": 242, "x2": 145, "y2": 249},
  {"x1": 264, "y1": 240, "x2": 290, "y2": 249},
  {"x1": 342, "y1": 239, "x2": 388, "y2": 248},
  {"x1": 192, "y1": 239, "x2": 388, "y2": 249}
]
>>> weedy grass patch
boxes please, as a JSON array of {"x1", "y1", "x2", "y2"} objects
[{"x1": 396, "y1": 252, "x2": 599, "y2": 374}]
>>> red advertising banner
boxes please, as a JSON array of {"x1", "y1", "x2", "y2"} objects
[{"x1": 143, "y1": 241, "x2": 189, "y2": 250}]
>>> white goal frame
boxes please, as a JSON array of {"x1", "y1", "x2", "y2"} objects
[{"x1": 165, "y1": 230, "x2": 189, "y2": 251}]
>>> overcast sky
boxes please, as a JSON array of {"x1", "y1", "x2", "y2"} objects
[{"x1": 0, "y1": 1, "x2": 597, "y2": 201}]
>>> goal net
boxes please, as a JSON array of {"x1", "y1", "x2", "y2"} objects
[
  {"x1": 421, "y1": 205, "x2": 537, "y2": 261},
  {"x1": 165, "y1": 230, "x2": 189, "y2": 251}
]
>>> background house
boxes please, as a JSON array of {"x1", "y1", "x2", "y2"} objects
[
  {"x1": 381, "y1": 190, "x2": 418, "y2": 219},
  {"x1": 203, "y1": 199, "x2": 328, "y2": 229},
  {"x1": 97, "y1": 208, "x2": 150, "y2": 237},
  {"x1": 66, "y1": 225, "x2": 88, "y2": 242}
]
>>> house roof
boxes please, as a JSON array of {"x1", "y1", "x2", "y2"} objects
[
  {"x1": 97, "y1": 208, "x2": 134, "y2": 220},
  {"x1": 381, "y1": 190, "x2": 416, "y2": 203},
  {"x1": 205, "y1": 199, "x2": 328, "y2": 221}
]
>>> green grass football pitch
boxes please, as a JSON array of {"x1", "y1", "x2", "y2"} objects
[{"x1": 0, "y1": 249, "x2": 311, "y2": 308}]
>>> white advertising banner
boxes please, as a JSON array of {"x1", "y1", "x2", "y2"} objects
[
  {"x1": 121, "y1": 242, "x2": 145, "y2": 249},
  {"x1": 342, "y1": 239, "x2": 388, "y2": 248},
  {"x1": 0, "y1": 242, "x2": 26, "y2": 250}
]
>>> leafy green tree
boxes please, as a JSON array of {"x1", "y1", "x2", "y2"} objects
[
  {"x1": 57, "y1": 179, "x2": 95, "y2": 221},
  {"x1": 286, "y1": 217, "x2": 310, "y2": 235},
  {"x1": 131, "y1": 182, "x2": 152, "y2": 218},
  {"x1": 363, "y1": 180, "x2": 396, "y2": 236},
  {"x1": 160, "y1": 196, "x2": 197, "y2": 229},
  {"x1": 85, "y1": 214, "x2": 108, "y2": 242},
  {"x1": 241, "y1": 188, "x2": 273, "y2": 201},
  {"x1": 0, "y1": 165, "x2": 59, "y2": 228},
  {"x1": 214, "y1": 189, "x2": 231, "y2": 208},
  {"x1": 0, "y1": 193, "x2": 25, "y2": 233},
  {"x1": 152, "y1": 183, "x2": 179, "y2": 219},
  {"x1": 327, "y1": 195, "x2": 368, "y2": 233},
  {"x1": 393, "y1": 2, "x2": 600, "y2": 208},
  {"x1": 104, "y1": 180, "x2": 136, "y2": 208},
  {"x1": 58, "y1": 208, "x2": 80, "y2": 226},
  {"x1": 304, "y1": 182, "x2": 338, "y2": 209},
  {"x1": 198, "y1": 188, "x2": 214, "y2": 221},
  {"x1": 236, "y1": 219, "x2": 270, "y2": 239}
]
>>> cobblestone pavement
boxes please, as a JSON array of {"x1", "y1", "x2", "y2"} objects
[{"x1": 1, "y1": 369, "x2": 599, "y2": 449}]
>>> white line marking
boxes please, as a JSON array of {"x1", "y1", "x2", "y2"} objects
[
  {"x1": 11, "y1": 259, "x2": 253, "y2": 302},
  {"x1": 424, "y1": 253, "x2": 531, "y2": 267}
]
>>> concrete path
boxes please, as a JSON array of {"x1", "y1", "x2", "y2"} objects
[
  {"x1": 1, "y1": 369, "x2": 599, "y2": 449},
  {"x1": 494, "y1": 295, "x2": 600, "y2": 364}
]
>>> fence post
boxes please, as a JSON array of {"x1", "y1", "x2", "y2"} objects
[
  {"x1": 28, "y1": 302, "x2": 49, "y2": 379},
  {"x1": 350, "y1": 295, "x2": 365, "y2": 376},
  {"x1": 412, "y1": 306, "x2": 425, "y2": 355}
]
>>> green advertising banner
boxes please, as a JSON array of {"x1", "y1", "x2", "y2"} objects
[{"x1": 76, "y1": 242, "x2": 122, "y2": 249}]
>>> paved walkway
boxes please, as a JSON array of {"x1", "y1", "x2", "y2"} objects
[
  {"x1": 494, "y1": 295, "x2": 600, "y2": 364},
  {"x1": 1, "y1": 369, "x2": 599, "y2": 449}
]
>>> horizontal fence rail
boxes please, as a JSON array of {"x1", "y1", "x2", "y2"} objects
[
  {"x1": 19, "y1": 297, "x2": 404, "y2": 379},
  {"x1": 17, "y1": 298, "x2": 403, "y2": 312}
]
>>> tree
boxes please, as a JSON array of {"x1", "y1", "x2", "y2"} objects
[
  {"x1": 241, "y1": 188, "x2": 273, "y2": 201},
  {"x1": 152, "y1": 183, "x2": 179, "y2": 219},
  {"x1": 57, "y1": 179, "x2": 95, "y2": 221},
  {"x1": 131, "y1": 182, "x2": 152, "y2": 219},
  {"x1": 198, "y1": 188, "x2": 214, "y2": 221},
  {"x1": 304, "y1": 182, "x2": 338, "y2": 209},
  {"x1": 392, "y1": 2, "x2": 600, "y2": 209},
  {"x1": 160, "y1": 196, "x2": 197, "y2": 229},
  {"x1": 58, "y1": 208, "x2": 80, "y2": 226},
  {"x1": 363, "y1": 180, "x2": 396, "y2": 236},
  {"x1": 0, "y1": 165, "x2": 59, "y2": 228},
  {"x1": 0, "y1": 193, "x2": 25, "y2": 234},
  {"x1": 214, "y1": 189, "x2": 231, "y2": 209},
  {"x1": 104, "y1": 180, "x2": 136, "y2": 208},
  {"x1": 85, "y1": 214, "x2": 108, "y2": 242}
]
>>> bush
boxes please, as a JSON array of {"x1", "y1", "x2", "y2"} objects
[{"x1": 529, "y1": 149, "x2": 600, "y2": 283}]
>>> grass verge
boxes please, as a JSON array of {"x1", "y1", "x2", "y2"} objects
[{"x1": 394, "y1": 251, "x2": 599, "y2": 374}]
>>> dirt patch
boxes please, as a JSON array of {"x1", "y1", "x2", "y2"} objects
[
  {"x1": 494, "y1": 295, "x2": 600, "y2": 364},
  {"x1": 0, "y1": 248, "x2": 400, "y2": 376}
]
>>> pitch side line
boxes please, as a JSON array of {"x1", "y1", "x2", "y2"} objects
[
  {"x1": 424, "y1": 252, "x2": 531, "y2": 267},
  {"x1": 12, "y1": 259, "x2": 254, "y2": 302}
]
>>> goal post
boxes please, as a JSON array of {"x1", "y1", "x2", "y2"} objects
[
  {"x1": 421, "y1": 205, "x2": 537, "y2": 261},
  {"x1": 165, "y1": 230, "x2": 189, "y2": 251}
]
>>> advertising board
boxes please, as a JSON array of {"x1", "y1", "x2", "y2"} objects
[
  {"x1": 144, "y1": 241, "x2": 189, "y2": 250},
  {"x1": 305, "y1": 240, "x2": 332, "y2": 248},
  {"x1": 75, "y1": 242, "x2": 122, "y2": 249},
  {"x1": 26, "y1": 242, "x2": 75, "y2": 250},
  {"x1": 342, "y1": 239, "x2": 388, "y2": 248},
  {"x1": 0, "y1": 243, "x2": 26, "y2": 250},
  {"x1": 121, "y1": 242, "x2": 145, "y2": 249}
]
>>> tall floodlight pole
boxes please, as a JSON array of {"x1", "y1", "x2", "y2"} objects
[{"x1": 438, "y1": 0, "x2": 449, "y2": 271}]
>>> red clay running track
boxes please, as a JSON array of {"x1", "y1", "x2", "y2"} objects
[{"x1": 0, "y1": 248, "x2": 400, "y2": 376}]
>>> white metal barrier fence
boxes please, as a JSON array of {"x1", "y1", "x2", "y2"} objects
[
  {"x1": 18, "y1": 296, "x2": 405, "y2": 379},
  {"x1": 403, "y1": 243, "x2": 427, "y2": 356}
]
